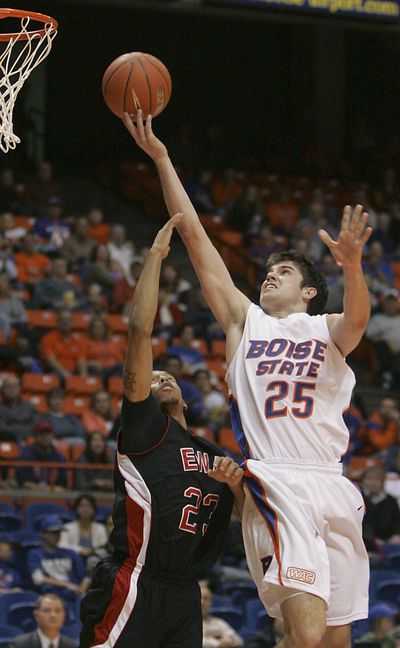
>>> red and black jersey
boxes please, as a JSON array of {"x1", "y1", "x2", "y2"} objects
[{"x1": 111, "y1": 393, "x2": 233, "y2": 580}]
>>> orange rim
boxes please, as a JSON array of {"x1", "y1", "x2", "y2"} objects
[{"x1": 0, "y1": 8, "x2": 58, "y2": 42}]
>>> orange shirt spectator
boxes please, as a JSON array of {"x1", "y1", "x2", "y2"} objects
[
  {"x1": 15, "y1": 233, "x2": 50, "y2": 285},
  {"x1": 365, "y1": 398, "x2": 400, "y2": 453},
  {"x1": 84, "y1": 317, "x2": 124, "y2": 371},
  {"x1": 82, "y1": 390, "x2": 115, "y2": 438},
  {"x1": 87, "y1": 207, "x2": 110, "y2": 245},
  {"x1": 39, "y1": 310, "x2": 87, "y2": 377}
]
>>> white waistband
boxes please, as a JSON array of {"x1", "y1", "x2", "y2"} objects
[{"x1": 250, "y1": 457, "x2": 343, "y2": 474}]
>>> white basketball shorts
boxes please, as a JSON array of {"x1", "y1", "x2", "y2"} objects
[{"x1": 241, "y1": 458, "x2": 369, "y2": 625}]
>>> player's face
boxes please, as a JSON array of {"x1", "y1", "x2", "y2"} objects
[
  {"x1": 151, "y1": 371, "x2": 183, "y2": 407},
  {"x1": 260, "y1": 262, "x2": 307, "y2": 314}
]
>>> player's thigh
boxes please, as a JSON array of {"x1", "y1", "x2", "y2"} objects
[
  {"x1": 280, "y1": 591, "x2": 326, "y2": 645},
  {"x1": 323, "y1": 624, "x2": 351, "y2": 648}
]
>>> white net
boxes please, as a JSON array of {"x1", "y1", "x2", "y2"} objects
[{"x1": 0, "y1": 14, "x2": 57, "y2": 153}]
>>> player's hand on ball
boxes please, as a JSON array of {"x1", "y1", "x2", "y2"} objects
[
  {"x1": 123, "y1": 110, "x2": 168, "y2": 163},
  {"x1": 208, "y1": 456, "x2": 243, "y2": 487}
]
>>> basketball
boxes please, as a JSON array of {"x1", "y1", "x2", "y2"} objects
[{"x1": 102, "y1": 52, "x2": 172, "y2": 119}]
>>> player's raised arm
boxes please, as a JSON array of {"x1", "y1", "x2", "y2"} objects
[
  {"x1": 320, "y1": 204, "x2": 373, "y2": 357},
  {"x1": 123, "y1": 214, "x2": 182, "y2": 402},
  {"x1": 122, "y1": 111, "x2": 250, "y2": 340}
]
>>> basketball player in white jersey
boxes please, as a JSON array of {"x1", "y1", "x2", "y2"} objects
[{"x1": 123, "y1": 110, "x2": 372, "y2": 648}]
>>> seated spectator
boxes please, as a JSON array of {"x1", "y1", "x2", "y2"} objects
[
  {"x1": 60, "y1": 494, "x2": 108, "y2": 561},
  {"x1": 74, "y1": 431, "x2": 114, "y2": 492},
  {"x1": 25, "y1": 160, "x2": 62, "y2": 213},
  {"x1": 199, "y1": 579, "x2": 243, "y2": 647},
  {"x1": 192, "y1": 369, "x2": 228, "y2": 429},
  {"x1": 265, "y1": 186, "x2": 299, "y2": 236},
  {"x1": 361, "y1": 466, "x2": 400, "y2": 552},
  {"x1": 167, "y1": 324, "x2": 207, "y2": 374},
  {"x1": 245, "y1": 224, "x2": 285, "y2": 280},
  {"x1": 7, "y1": 593, "x2": 78, "y2": 648},
  {"x1": 366, "y1": 293, "x2": 400, "y2": 389},
  {"x1": 86, "y1": 243, "x2": 124, "y2": 295},
  {"x1": 39, "y1": 309, "x2": 88, "y2": 383},
  {"x1": 111, "y1": 257, "x2": 143, "y2": 314},
  {"x1": 0, "y1": 533, "x2": 22, "y2": 592},
  {"x1": 356, "y1": 603, "x2": 399, "y2": 648},
  {"x1": 32, "y1": 257, "x2": 84, "y2": 311},
  {"x1": 160, "y1": 261, "x2": 192, "y2": 308},
  {"x1": 226, "y1": 184, "x2": 265, "y2": 232},
  {"x1": 0, "y1": 235, "x2": 17, "y2": 281},
  {"x1": 86, "y1": 206, "x2": 110, "y2": 244},
  {"x1": 363, "y1": 241, "x2": 395, "y2": 296},
  {"x1": 107, "y1": 223, "x2": 135, "y2": 277},
  {"x1": 60, "y1": 216, "x2": 97, "y2": 273},
  {"x1": 0, "y1": 374, "x2": 38, "y2": 441},
  {"x1": 14, "y1": 233, "x2": 51, "y2": 291},
  {"x1": 82, "y1": 282, "x2": 107, "y2": 316},
  {"x1": 369, "y1": 210, "x2": 397, "y2": 256},
  {"x1": 84, "y1": 316, "x2": 124, "y2": 383},
  {"x1": 27, "y1": 516, "x2": 89, "y2": 610},
  {"x1": 153, "y1": 286, "x2": 185, "y2": 340},
  {"x1": 364, "y1": 397, "x2": 399, "y2": 456},
  {"x1": 0, "y1": 329, "x2": 42, "y2": 373},
  {"x1": 0, "y1": 211, "x2": 28, "y2": 245},
  {"x1": 187, "y1": 289, "x2": 224, "y2": 348},
  {"x1": 184, "y1": 170, "x2": 215, "y2": 213},
  {"x1": 40, "y1": 388, "x2": 85, "y2": 441},
  {"x1": 81, "y1": 390, "x2": 116, "y2": 439},
  {"x1": 33, "y1": 196, "x2": 70, "y2": 254},
  {"x1": 0, "y1": 272, "x2": 27, "y2": 341},
  {"x1": 162, "y1": 355, "x2": 203, "y2": 425},
  {"x1": 16, "y1": 420, "x2": 68, "y2": 491}
]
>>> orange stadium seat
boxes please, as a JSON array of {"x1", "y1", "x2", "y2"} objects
[
  {"x1": 108, "y1": 376, "x2": 123, "y2": 396},
  {"x1": 152, "y1": 337, "x2": 167, "y2": 358},
  {"x1": 191, "y1": 426, "x2": 215, "y2": 443},
  {"x1": 218, "y1": 427, "x2": 242, "y2": 456},
  {"x1": 209, "y1": 339, "x2": 226, "y2": 359},
  {"x1": 106, "y1": 314, "x2": 129, "y2": 333},
  {"x1": 71, "y1": 312, "x2": 91, "y2": 331},
  {"x1": 63, "y1": 395, "x2": 91, "y2": 417},
  {"x1": 65, "y1": 375, "x2": 102, "y2": 395},
  {"x1": 21, "y1": 372, "x2": 60, "y2": 393},
  {"x1": 26, "y1": 310, "x2": 57, "y2": 329},
  {"x1": 206, "y1": 358, "x2": 227, "y2": 380},
  {"x1": 21, "y1": 392, "x2": 48, "y2": 413}
]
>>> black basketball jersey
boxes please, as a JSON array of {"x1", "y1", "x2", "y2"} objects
[{"x1": 111, "y1": 393, "x2": 233, "y2": 580}]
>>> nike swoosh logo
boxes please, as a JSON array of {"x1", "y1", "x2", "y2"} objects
[{"x1": 357, "y1": 505, "x2": 363, "y2": 510}]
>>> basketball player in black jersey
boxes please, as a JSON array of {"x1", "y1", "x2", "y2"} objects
[{"x1": 80, "y1": 214, "x2": 244, "y2": 648}]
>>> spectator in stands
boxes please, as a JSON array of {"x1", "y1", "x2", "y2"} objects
[
  {"x1": 74, "y1": 431, "x2": 114, "y2": 492},
  {"x1": 84, "y1": 316, "x2": 124, "y2": 383},
  {"x1": 59, "y1": 494, "x2": 108, "y2": 561},
  {"x1": 86, "y1": 207, "x2": 110, "y2": 245},
  {"x1": 107, "y1": 223, "x2": 135, "y2": 277},
  {"x1": 364, "y1": 397, "x2": 400, "y2": 456},
  {"x1": 160, "y1": 261, "x2": 192, "y2": 307},
  {"x1": 14, "y1": 233, "x2": 51, "y2": 291},
  {"x1": 0, "y1": 533, "x2": 22, "y2": 592},
  {"x1": 25, "y1": 160, "x2": 62, "y2": 213},
  {"x1": 0, "y1": 211, "x2": 28, "y2": 245},
  {"x1": 32, "y1": 257, "x2": 83, "y2": 311},
  {"x1": 162, "y1": 355, "x2": 203, "y2": 425},
  {"x1": 85, "y1": 511, "x2": 114, "y2": 574},
  {"x1": 7, "y1": 593, "x2": 78, "y2": 648},
  {"x1": 192, "y1": 369, "x2": 229, "y2": 430},
  {"x1": 369, "y1": 210, "x2": 397, "y2": 256},
  {"x1": 185, "y1": 169, "x2": 215, "y2": 213},
  {"x1": 111, "y1": 257, "x2": 144, "y2": 314},
  {"x1": 40, "y1": 388, "x2": 85, "y2": 441},
  {"x1": 187, "y1": 289, "x2": 224, "y2": 348},
  {"x1": 81, "y1": 389, "x2": 116, "y2": 439},
  {"x1": 34, "y1": 196, "x2": 70, "y2": 254},
  {"x1": 86, "y1": 243, "x2": 123, "y2": 295},
  {"x1": 199, "y1": 579, "x2": 243, "y2": 647},
  {"x1": 0, "y1": 272, "x2": 27, "y2": 340},
  {"x1": 361, "y1": 466, "x2": 400, "y2": 552},
  {"x1": 153, "y1": 286, "x2": 185, "y2": 340},
  {"x1": 0, "y1": 374, "x2": 38, "y2": 441},
  {"x1": 16, "y1": 420, "x2": 68, "y2": 491},
  {"x1": 342, "y1": 396, "x2": 365, "y2": 462},
  {"x1": 356, "y1": 602, "x2": 398, "y2": 648},
  {"x1": 366, "y1": 293, "x2": 400, "y2": 389},
  {"x1": 27, "y1": 516, "x2": 89, "y2": 612},
  {"x1": 363, "y1": 241, "x2": 395, "y2": 294},
  {"x1": 39, "y1": 309, "x2": 88, "y2": 383},
  {"x1": 167, "y1": 323, "x2": 207, "y2": 374},
  {"x1": 245, "y1": 224, "x2": 285, "y2": 281},
  {"x1": 226, "y1": 184, "x2": 265, "y2": 233},
  {"x1": 60, "y1": 216, "x2": 97, "y2": 273},
  {"x1": 0, "y1": 236, "x2": 17, "y2": 282},
  {"x1": 0, "y1": 167, "x2": 25, "y2": 213},
  {"x1": 82, "y1": 282, "x2": 107, "y2": 316},
  {"x1": 265, "y1": 186, "x2": 299, "y2": 236}
]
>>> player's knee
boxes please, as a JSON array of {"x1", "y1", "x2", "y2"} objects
[{"x1": 286, "y1": 624, "x2": 325, "y2": 648}]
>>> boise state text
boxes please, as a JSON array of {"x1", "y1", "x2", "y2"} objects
[{"x1": 246, "y1": 338, "x2": 327, "y2": 378}]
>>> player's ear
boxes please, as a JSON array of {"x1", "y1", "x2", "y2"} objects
[{"x1": 303, "y1": 285, "x2": 317, "y2": 303}]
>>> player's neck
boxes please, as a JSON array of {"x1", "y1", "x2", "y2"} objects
[
  {"x1": 171, "y1": 411, "x2": 187, "y2": 428},
  {"x1": 266, "y1": 303, "x2": 307, "y2": 319}
]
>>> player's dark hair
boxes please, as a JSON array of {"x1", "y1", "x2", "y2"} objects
[{"x1": 266, "y1": 250, "x2": 328, "y2": 315}]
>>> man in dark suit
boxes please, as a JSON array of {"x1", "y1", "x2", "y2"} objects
[{"x1": 7, "y1": 593, "x2": 77, "y2": 648}]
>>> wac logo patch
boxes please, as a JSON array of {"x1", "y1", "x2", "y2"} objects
[{"x1": 286, "y1": 566, "x2": 316, "y2": 584}]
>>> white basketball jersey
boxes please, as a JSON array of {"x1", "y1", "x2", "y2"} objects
[{"x1": 226, "y1": 304, "x2": 355, "y2": 463}]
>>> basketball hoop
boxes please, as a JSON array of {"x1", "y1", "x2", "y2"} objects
[{"x1": 0, "y1": 8, "x2": 58, "y2": 153}]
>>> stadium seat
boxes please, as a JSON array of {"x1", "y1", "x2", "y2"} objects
[
  {"x1": 0, "y1": 591, "x2": 39, "y2": 624},
  {"x1": 376, "y1": 579, "x2": 400, "y2": 605},
  {"x1": 209, "y1": 606, "x2": 242, "y2": 632},
  {"x1": 0, "y1": 625, "x2": 21, "y2": 641},
  {"x1": 0, "y1": 510, "x2": 22, "y2": 531},
  {"x1": 351, "y1": 618, "x2": 371, "y2": 642},
  {"x1": 218, "y1": 427, "x2": 242, "y2": 456},
  {"x1": 244, "y1": 597, "x2": 267, "y2": 634},
  {"x1": 21, "y1": 372, "x2": 60, "y2": 393},
  {"x1": 71, "y1": 312, "x2": 91, "y2": 330},
  {"x1": 152, "y1": 336, "x2": 167, "y2": 358},
  {"x1": 206, "y1": 358, "x2": 227, "y2": 380},
  {"x1": 95, "y1": 504, "x2": 112, "y2": 522},
  {"x1": 24, "y1": 502, "x2": 73, "y2": 531},
  {"x1": 62, "y1": 622, "x2": 82, "y2": 641},
  {"x1": 171, "y1": 336, "x2": 208, "y2": 357},
  {"x1": 65, "y1": 375, "x2": 102, "y2": 395},
  {"x1": 21, "y1": 392, "x2": 48, "y2": 413},
  {"x1": 10, "y1": 530, "x2": 42, "y2": 548},
  {"x1": 108, "y1": 376, "x2": 123, "y2": 396},
  {"x1": 210, "y1": 339, "x2": 226, "y2": 359},
  {"x1": 6, "y1": 602, "x2": 37, "y2": 632},
  {"x1": 26, "y1": 309, "x2": 57, "y2": 329},
  {"x1": 105, "y1": 314, "x2": 129, "y2": 333},
  {"x1": 225, "y1": 582, "x2": 258, "y2": 609},
  {"x1": 63, "y1": 395, "x2": 91, "y2": 416}
]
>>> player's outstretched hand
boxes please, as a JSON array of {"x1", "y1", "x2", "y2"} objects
[
  {"x1": 319, "y1": 204, "x2": 372, "y2": 269},
  {"x1": 122, "y1": 109, "x2": 168, "y2": 162},
  {"x1": 151, "y1": 213, "x2": 183, "y2": 259},
  {"x1": 208, "y1": 456, "x2": 243, "y2": 487}
]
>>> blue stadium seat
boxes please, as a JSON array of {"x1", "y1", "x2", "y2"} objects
[
  {"x1": 0, "y1": 503, "x2": 17, "y2": 515},
  {"x1": 0, "y1": 591, "x2": 39, "y2": 623},
  {"x1": 0, "y1": 511, "x2": 22, "y2": 531},
  {"x1": 369, "y1": 569, "x2": 396, "y2": 606},
  {"x1": 376, "y1": 579, "x2": 400, "y2": 605},
  {"x1": 7, "y1": 601, "x2": 37, "y2": 632},
  {"x1": 0, "y1": 623, "x2": 23, "y2": 638},
  {"x1": 24, "y1": 502, "x2": 73, "y2": 531},
  {"x1": 351, "y1": 618, "x2": 370, "y2": 641},
  {"x1": 94, "y1": 504, "x2": 112, "y2": 522},
  {"x1": 211, "y1": 593, "x2": 232, "y2": 608},
  {"x1": 62, "y1": 622, "x2": 82, "y2": 641},
  {"x1": 210, "y1": 606, "x2": 243, "y2": 632},
  {"x1": 10, "y1": 530, "x2": 42, "y2": 547},
  {"x1": 243, "y1": 597, "x2": 266, "y2": 633},
  {"x1": 229, "y1": 583, "x2": 258, "y2": 608}
]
